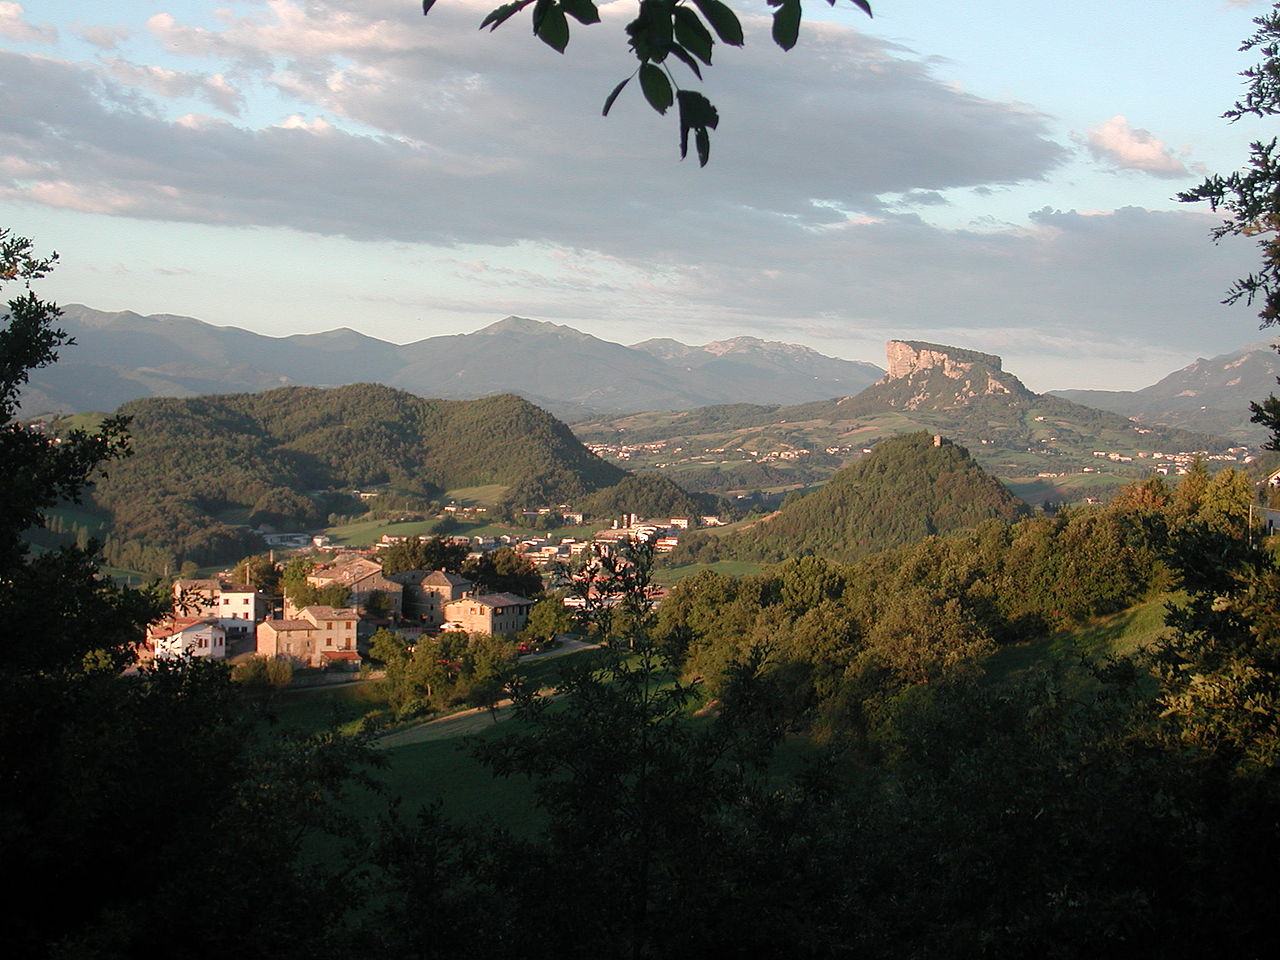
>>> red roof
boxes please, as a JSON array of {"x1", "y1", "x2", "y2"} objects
[{"x1": 321, "y1": 650, "x2": 361, "y2": 662}]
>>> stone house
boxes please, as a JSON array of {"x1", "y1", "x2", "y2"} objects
[
  {"x1": 442, "y1": 592, "x2": 533, "y2": 636},
  {"x1": 388, "y1": 569, "x2": 474, "y2": 626},
  {"x1": 305, "y1": 555, "x2": 403, "y2": 617},
  {"x1": 256, "y1": 605, "x2": 360, "y2": 668}
]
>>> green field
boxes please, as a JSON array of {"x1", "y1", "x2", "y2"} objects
[
  {"x1": 653, "y1": 560, "x2": 768, "y2": 585},
  {"x1": 442, "y1": 484, "x2": 509, "y2": 506},
  {"x1": 269, "y1": 647, "x2": 608, "y2": 833},
  {"x1": 326, "y1": 515, "x2": 444, "y2": 546},
  {"x1": 263, "y1": 586, "x2": 1183, "y2": 839},
  {"x1": 983, "y1": 594, "x2": 1175, "y2": 690}
]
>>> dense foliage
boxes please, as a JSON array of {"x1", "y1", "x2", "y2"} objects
[
  {"x1": 2, "y1": 232, "x2": 382, "y2": 959},
  {"x1": 577, "y1": 471, "x2": 722, "y2": 520},
  {"x1": 462, "y1": 546, "x2": 544, "y2": 598},
  {"x1": 361, "y1": 465, "x2": 1276, "y2": 958},
  {"x1": 371, "y1": 628, "x2": 516, "y2": 718},
  {"x1": 378, "y1": 534, "x2": 469, "y2": 575},
  {"x1": 675, "y1": 432, "x2": 1026, "y2": 564}
]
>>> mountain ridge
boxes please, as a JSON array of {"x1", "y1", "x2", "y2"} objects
[
  {"x1": 1050, "y1": 339, "x2": 1280, "y2": 442},
  {"x1": 20, "y1": 306, "x2": 885, "y2": 420}
]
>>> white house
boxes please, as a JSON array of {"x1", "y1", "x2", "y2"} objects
[{"x1": 147, "y1": 617, "x2": 227, "y2": 661}]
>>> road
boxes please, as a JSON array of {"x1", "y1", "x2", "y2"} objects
[{"x1": 375, "y1": 636, "x2": 598, "y2": 749}]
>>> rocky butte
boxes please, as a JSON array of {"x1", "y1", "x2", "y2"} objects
[{"x1": 878, "y1": 340, "x2": 1021, "y2": 410}]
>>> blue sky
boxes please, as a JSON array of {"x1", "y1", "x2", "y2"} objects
[{"x1": 1, "y1": 0, "x2": 1275, "y2": 391}]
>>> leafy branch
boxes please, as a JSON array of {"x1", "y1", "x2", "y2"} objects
[{"x1": 422, "y1": 0, "x2": 873, "y2": 165}]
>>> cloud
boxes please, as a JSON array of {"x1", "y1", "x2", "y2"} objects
[
  {"x1": 101, "y1": 59, "x2": 246, "y2": 115},
  {"x1": 0, "y1": 4, "x2": 1067, "y2": 254},
  {"x1": 0, "y1": 2, "x2": 55, "y2": 43},
  {"x1": 1085, "y1": 114, "x2": 1192, "y2": 178},
  {"x1": 75, "y1": 24, "x2": 131, "y2": 50},
  {"x1": 9, "y1": 1, "x2": 1252, "y2": 390}
]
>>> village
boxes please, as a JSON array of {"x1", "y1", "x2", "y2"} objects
[{"x1": 141, "y1": 510, "x2": 707, "y2": 670}]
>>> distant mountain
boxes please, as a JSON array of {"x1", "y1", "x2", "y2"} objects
[
  {"x1": 676, "y1": 433, "x2": 1027, "y2": 565},
  {"x1": 629, "y1": 334, "x2": 882, "y2": 401},
  {"x1": 1051, "y1": 339, "x2": 1280, "y2": 442},
  {"x1": 19, "y1": 306, "x2": 884, "y2": 420},
  {"x1": 89, "y1": 386, "x2": 628, "y2": 572},
  {"x1": 574, "y1": 340, "x2": 1236, "y2": 505}
]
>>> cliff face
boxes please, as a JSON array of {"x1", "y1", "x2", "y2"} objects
[
  {"x1": 885, "y1": 341, "x2": 1004, "y2": 380},
  {"x1": 876, "y1": 341, "x2": 1025, "y2": 410}
]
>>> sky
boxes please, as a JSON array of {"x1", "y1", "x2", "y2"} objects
[{"x1": 1, "y1": 0, "x2": 1277, "y2": 391}]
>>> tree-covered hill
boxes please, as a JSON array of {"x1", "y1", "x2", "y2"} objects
[
  {"x1": 91, "y1": 385, "x2": 627, "y2": 570},
  {"x1": 674, "y1": 433, "x2": 1027, "y2": 564},
  {"x1": 577, "y1": 473, "x2": 723, "y2": 520}
]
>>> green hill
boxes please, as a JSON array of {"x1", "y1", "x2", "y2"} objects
[
  {"x1": 91, "y1": 385, "x2": 627, "y2": 570},
  {"x1": 677, "y1": 432, "x2": 1026, "y2": 564}
]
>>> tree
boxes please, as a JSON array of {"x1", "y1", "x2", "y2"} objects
[
  {"x1": 1179, "y1": 3, "x2": 1280, "y2": 445},
  {"x1": 523, "y1": 591, "x2": 573, "y2": 643},
  {"x1": 232, "y1": 552, "x2": 281, "y2": 594},
  {"x1": 378, "y1": 534, "x2": 468, "y2": 575},
  {"x1": 463, "y1": 545, "x2": 543, "y2": 597},
  {"x1": 280, "y1": 555, "x2": 351, "y2": 608},
  {"x1": 0, "y1": 230, "x2": 385, "y2": 957},
  {"x1": 422, "y1": 0, "x2": 873, "y2": 165}
]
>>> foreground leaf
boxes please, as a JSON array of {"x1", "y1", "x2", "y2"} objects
[{"x1": 640, "y1": 63, "x2": 674, "y2": 114}]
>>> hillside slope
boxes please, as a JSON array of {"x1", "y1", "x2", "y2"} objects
[
  {"x1": 91, "y1": 385, "x2": 626, "y2": 570},
  {"x1": 676, "y1": 433, "x2": 1027, "y2": 564},
  {"x1": 1052, "y1": 339, "x2": 1280, "y2": 442}
]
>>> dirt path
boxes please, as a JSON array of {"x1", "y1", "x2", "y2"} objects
[
  {"x1": 376, "y1": 701, "x2": 520, "y2": 747},
  {"x1": 375, "y1": 638, "x2": 597, "y2": 749}
]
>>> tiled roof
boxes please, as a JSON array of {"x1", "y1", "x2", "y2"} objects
[
  {"x1": 425, "y1": 570, "x2": 472, "y2": 587},
  {"x1": 452, "y1": 592, "x2": 532, "y2": 609},
  {"x1": 303, "y1": 605, "x2": 360, "y2": 620},
  {"x1": 260, "y1": 619, "x2": 312, "y2": 631},
  {"x1": 148, "y1": 616, "x2": 218, "y2": 639},
  {"x1": 174, "y1": 578, "x2": 220, "y2": 592}
]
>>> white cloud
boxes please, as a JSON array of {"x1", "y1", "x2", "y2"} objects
[
  {"x1": 1085, "y1": 114, "x2": 1191, "y2": 178},
  {"x1": 75, "y1": 23, "x2": 131, "y2": 50},
  {"x1": 8, "y1": 0, "x2": 1256, "y2": 390},
  {"x1": 100, "y1": 58, "x2": 246, "y2": 116},
  {"x1": 0, "y1": 9, "x2": 1068, "y2": 251},
  {"x1": 0, "y1": 2, "x2": 55, "y2": 43}
]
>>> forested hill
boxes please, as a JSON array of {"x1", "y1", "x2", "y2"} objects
[
  {"x1": 674, "y1": 433, "x2": 1027, "y2": 564},
  {"x1": 92, "y1": 385, "x2": 626, "y2": 570}
]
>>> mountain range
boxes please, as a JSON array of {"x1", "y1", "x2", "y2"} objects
[
  {"x1": 20, "y1": 306, "x2": 884, "y2": 421},
  {"x1": 1051, "y1": 339, "x2": 1280, "y2": 443}
]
